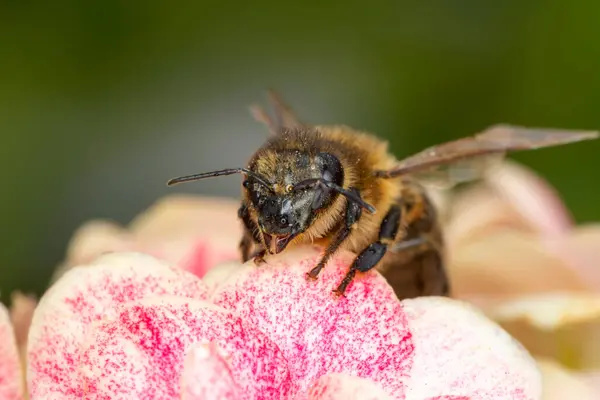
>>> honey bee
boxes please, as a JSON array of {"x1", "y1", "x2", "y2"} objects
[{"x1": 167, "y1": 91, "x2": 598, "y2": 299}]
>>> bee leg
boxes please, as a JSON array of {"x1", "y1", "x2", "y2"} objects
[
  {"x1": 333, "y1": 204, "x2": 402, "y2": 296},
  {"x1": 252, "y1": 249, "x2": 267, "y2": 265},
  {"x1": 238, "y1": 202, "x2": 264, "y2": 263},
  {"x1": 306, "y1": 187, "x2": 363, "y2": 280}
]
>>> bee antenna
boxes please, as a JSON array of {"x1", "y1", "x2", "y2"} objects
[
  {"x1": 293, "y1": 179, "x2": 377, "y2": 214},
  {"x1": 167, "y1": 168, "x2": 274, "y2": 192}
]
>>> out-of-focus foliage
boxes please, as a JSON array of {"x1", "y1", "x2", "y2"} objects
[{"x1": 1, "y1": 0, "x2": 599, "y2": 302}]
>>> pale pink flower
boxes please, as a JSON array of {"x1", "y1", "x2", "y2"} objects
[
  {"x1": 5, "y1": 248, "x2": 539, "y2": 399},
  {"x1": 2, "y1": 160, "x2": 596, "y2": 398}
]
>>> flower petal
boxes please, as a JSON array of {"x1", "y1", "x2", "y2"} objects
[
  {"x1": 402, "y1": 297, "x2": 541, "y2": 400},
  {"x1": 446, "y1": 185, "x2": 534, "y2": 250},
  {"x1": 129, "y1": 195, "x2": 241, "y2": 276},
  {"x1": 449, "y1": 231, "x2": 589, "y2": 297},
  {"x1": 9, "y1": 291, "x2": 37, "y2": 350},
  {"x1": 481, "y1": 293, "x2": 600, "y2": 370},
  {"x1": 52, "y1": 220, "x2": 136, "y2": 282},
  {"x1": 27, "y1": 252, "x2": 209, "y2": 399},
  {"x1": 58, "y1": 195, "x2": 242, "y2": 281},
  {"x1": 180, "y1": 342, "x2": 242, "y2": 400},
  {"x1": 129, "y1": 195, "x2": 241, "y2": 241},
  {"x1": 537, "y1": 358, "x2": 597, "y2": 400},
  {"x1": 307, "y1": 373, "x2": 394, "y2": 400},
  {"x1": 211, "y1": 246, "x2": 414, "y2": 398},
  {"x1": 79, "y1": 297, "x2": 291, "y2": 399},
  {"x1": 484, "y1": 161, "x2": 573, "y2": 237},
  {"x1": 0, "y1": 303, "x2": 23, "y2": 400},
  {"x1": 548, "y1": 223, "x2": 600, "y2": 290}
]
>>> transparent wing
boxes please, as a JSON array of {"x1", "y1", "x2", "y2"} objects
[
  {"x1": 249, "y1": 90, "x2": 306, "y2": 135},
  {"x1": 405, "y1": 153, "x2": 506, "y2": 189},
  {"x1": 375, "y1": 124, "x2": 598, "y2": 188}
]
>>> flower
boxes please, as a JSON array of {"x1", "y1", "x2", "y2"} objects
[
  {"x1": 2, "y1": 160, "x2": 596, "y2": 398},
  {"x1": 8, "y1": 248, "x2": 539, "y2": 399},
  {"x1": 445, "y1": 161, "x2": 600, "y2": 397}
]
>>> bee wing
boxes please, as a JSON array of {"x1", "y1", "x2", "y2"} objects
[
  {"x1": 375, "y1": 124, "x2": 598, "y2": 188},
  {"x1": 249, "y1": 90, "x2": 306, "y2": 135},
  {"x1": 402, "y1": 153, "x2": 506, "y2": 189}
]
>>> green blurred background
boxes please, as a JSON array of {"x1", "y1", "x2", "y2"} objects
[{"x1": 1, "y1": 0, "x2": 599, "y2": 303}]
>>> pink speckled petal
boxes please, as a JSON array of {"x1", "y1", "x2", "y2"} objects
[
  {"x1": 308, "y1": 373, "x2": 394, "y2": 399},
  {"x1": 27, "y1": 252, "x2": 209, "y2": 399},
  {"x1": 0, "y1": 304, "x2": 23, "y2": 400},
  {"x1": 79, "y1": 297, "x2": 291, "y2": 399},
  {"x1": 402, "y1": 297, "x2": 541, "y2": 400},
  {"x1": 211, "y1": 246, "x2": 414, "y2": 398},
  {"x1": 180, "y1": 342, "x2": 242, "y2": 400}
]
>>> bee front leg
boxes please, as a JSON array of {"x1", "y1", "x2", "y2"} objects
[
  {"x1": 334, "y1": 204, "x2": 402, "y2": 297},
  {"x1": 306, "y1": 187, "x2": 362, "y2": 280},
  {"x1": 238, "y1": 202, "x2": 264, "y2": 263}
]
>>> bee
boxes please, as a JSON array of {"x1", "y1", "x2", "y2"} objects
[{"x1": 167, "y1": 91, "x2": 598, "y2": 299}]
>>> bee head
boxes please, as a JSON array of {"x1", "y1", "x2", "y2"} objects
[
  {"x1": 246, "y1": 151, "x2": 374, "y2": 254},
  {"x1": 167, "y1": 152, "x2": 374, "y2": 256}
]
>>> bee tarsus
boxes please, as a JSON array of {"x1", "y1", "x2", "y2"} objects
[
  {"x1": 333, "y1": 204, "x2": 400, "y2": 296},
  {"x1": 306, "y1": 187, "x2": 363, "y2": 281}
]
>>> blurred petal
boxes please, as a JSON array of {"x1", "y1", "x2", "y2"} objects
[
  {"x1": 446, "y1": 185, "x2": 534, "y2": 250},
  {"x1": 180, "y1": 342, "x2": 242, "y2": 400},
  {"x1": 64, "y1": 220, "x2": 134, "y2": 265},
  {"x1": 0, "y1": 303, "x2": 24, "y2": 400},
  {"x1": 79, "y1": 297, "x2": 291, "y2": 399},
  {"x1": 27, "y1": 252, "x2": 209, "y2": 399},
  {"x1": 307, "y1": 373, "x2": 394, "y2": 400},
  {"x1": 130, "y1": 195, "x2": 242, "y2": 276},
  {"x1": 129, "y1": 194, "x2": 241, "y2": 240},
  {"x1": 59, "y1": 195, "x2": 241, "y2": 279},
  {"x1": 9, "y1": 291, "x2": 37, "y2": 349},
  {"x1": 579, "y1": 371, "x2": 600, "y2": 395},
  {"x1": 449, "y1": 231, "x2": 589, "y2": 297},
  {"x1": 485, "y1": 161, "x2": 573, "y2": 237},
  {"x1": 537, "y1": 358, "x2": 596, "y2": 400},
  {"x1": 210, "y1": 245, "x2": 414, "y2": 398},
  {"x1": 481, "y1": 293, "x2": 600, "y2": 370},
  {"x1": 548, "y1": 224, "x2": 600, "y2": 290},
  {"x1": 402, "y1": 297, "x2": 541, "y2": 400},
  {"x1": 52, "y1": 220, "x2": 136, "y2": 282}
]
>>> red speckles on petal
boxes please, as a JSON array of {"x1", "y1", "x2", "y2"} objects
[
  {"x1": 79, "y1": 297, "x2": 292, "y2": 399},
  {"x1": 27, "y1": 252, "x2": 209, "y2": 399},
  {"x1": 402, "y1": 297, "x2": 541, "y2": 400},
  {"x1": 180, "y1": 342, "x2": 242, "y2": 400},
  {"x1": 0, "y1": 304, "x2": 23, "y2": 400},
  {"x1": 308, "y1": 373, "x2": 394, "y2": 400},
  {"x1": 211, "y1": 246, "x2": 414, "y2": 398}
]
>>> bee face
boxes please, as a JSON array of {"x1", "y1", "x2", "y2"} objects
[{"x1": 247, "y1": 151, "x2": 344, "y2": 254}]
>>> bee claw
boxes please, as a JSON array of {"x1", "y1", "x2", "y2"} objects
[
  {"x1": 332, "y1": 288, "x2": 346, "y2": 298},
  {"x1": 305, "y1": 271, "x2": 318, "y2": 281}
]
